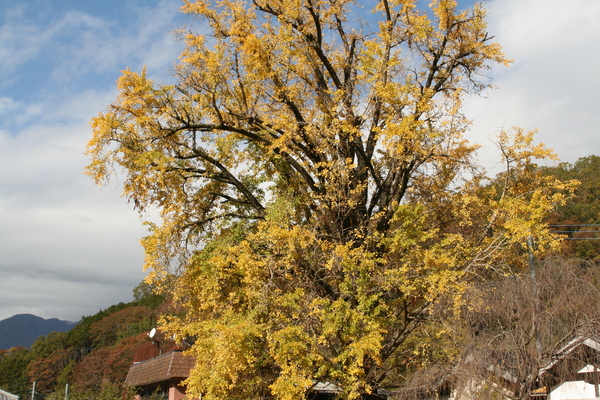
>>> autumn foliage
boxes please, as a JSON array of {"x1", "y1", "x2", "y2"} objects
[
  {"x1": 0, "y1": 292, "x2": 164, "y2": 400},
  {"x1": 86, "y1": 0, "x2": 576, "y2": 399}
]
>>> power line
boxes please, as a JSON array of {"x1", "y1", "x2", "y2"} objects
[
  {"x1": 549, "y1": 224, "x2": 600, "y2": 227},
  {"x1": 551, "y1": 231, "x2": 600, "y2": 234},
  {"x1": 557, "y1": 238, "x2": 600, "y2": 240},
  {"x1": 548, "y1": 224, "x2": 600, "y2": 240}
]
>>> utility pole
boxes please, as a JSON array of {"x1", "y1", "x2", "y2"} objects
[
  {"x1": 527, "y1": 236, "x2": 543, "y2": 355},
  {"x1": 594, "y1": 365, "x2": 599, "y2": 398},
  {"x1": 64, "y1": 383, "x2": 68, "y2": 400},
  {"x1": 30, "y1": 381, "x2": 35, "y2": 400}
]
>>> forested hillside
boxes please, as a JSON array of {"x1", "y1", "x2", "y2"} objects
[
  {"x1": 0, "y1": 283, "x2": 164, "y2": 400},
  {"x1": 543, "y1": 155, "x2": 600, "y2": 259}
]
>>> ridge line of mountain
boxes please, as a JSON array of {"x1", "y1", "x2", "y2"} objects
[{"x1": 0, "y1": 314, "x2": 76, "y2": 350}]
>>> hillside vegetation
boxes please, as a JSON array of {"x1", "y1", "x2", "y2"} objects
[
  {"x1": 543, "y1": 155, "x2": 600, "y2": 259},
  {"x1": 0, "y1": 283, "x2": 164, "y2": 400}
]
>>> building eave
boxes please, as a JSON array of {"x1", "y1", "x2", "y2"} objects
[{"x1": 125, "y1": 350, "x2": 195, "y2": 387}]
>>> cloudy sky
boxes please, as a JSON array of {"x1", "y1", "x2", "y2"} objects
[{"x1": 0, "y1": 0, "x2": 598, "y2": 323}]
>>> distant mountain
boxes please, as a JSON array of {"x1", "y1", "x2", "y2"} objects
[{"x1": 0, "y1": 314, "x2": 76, "y2": 349}]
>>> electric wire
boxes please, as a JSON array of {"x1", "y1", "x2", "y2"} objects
[{"x1": 549, "y1": 224, "x2": 600, "y2": 240}]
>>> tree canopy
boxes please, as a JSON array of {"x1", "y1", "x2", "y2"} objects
[{"x1": 86, "y1": 0, "x2": 575, "y2": 399}]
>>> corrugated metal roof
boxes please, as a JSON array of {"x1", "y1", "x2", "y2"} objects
[{"x1": 125, "y1": 350, "x2": 195, "y2": 387}]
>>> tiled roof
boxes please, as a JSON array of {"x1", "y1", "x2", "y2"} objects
[{"x1": 125, "y1": 350, "x2": 195, "y2": 387}]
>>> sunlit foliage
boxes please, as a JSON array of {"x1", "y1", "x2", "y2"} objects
[{"x1": 86, "y1": 0, "x2": 575, "y2": 398}]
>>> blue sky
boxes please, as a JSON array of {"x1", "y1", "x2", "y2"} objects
[{"x1": 0, "y1": 0, "x2": 599, "y2": 323}]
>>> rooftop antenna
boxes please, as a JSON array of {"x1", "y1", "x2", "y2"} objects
[{"x1": 149, "y1": 328, "x2": 161, "y2": 355}]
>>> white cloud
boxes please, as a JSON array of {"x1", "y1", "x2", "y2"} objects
[
  {"x1": 47, "y1": 3, "x2": 184, "y2": 83},
  {"x1": 0, "y1": 1, "x2": 186, "y2": 322},
  {"x1": 0, "y1": 271, "x2": 141, "y2": 322},
  {"x1": 0, "y1": 7, "x2": 42, "y2": 81},
  {"x1": 0, "y1": 0, "x2": 186, "y2": 101},
  {"x1": 0, "y1": 97, "x2": 19, "y2": 114},
  {"x1": 465, "y1": 0, "x2": 600, "y2": 167},
  {"x1": 0, "y1": 119, "x2": 150, "y2": 321}
]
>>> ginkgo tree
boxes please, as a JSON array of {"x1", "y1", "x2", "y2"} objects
[{"x1": 86, "y1": 0, "x2": 575, "y2": 399}]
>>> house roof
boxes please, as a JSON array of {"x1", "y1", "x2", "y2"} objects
[
  {"x1": 125, "y1": 350, "x2": 195, "y2": 387},
  {"x1": 540, "y1": 336, "x2": 600, "y2": 376},
  {"x1": 311, "y1": 382, "x2": 341, "y2": 394},
  {"x1": 0, "y1": 389, "x2": 19, "y2": 400}
]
